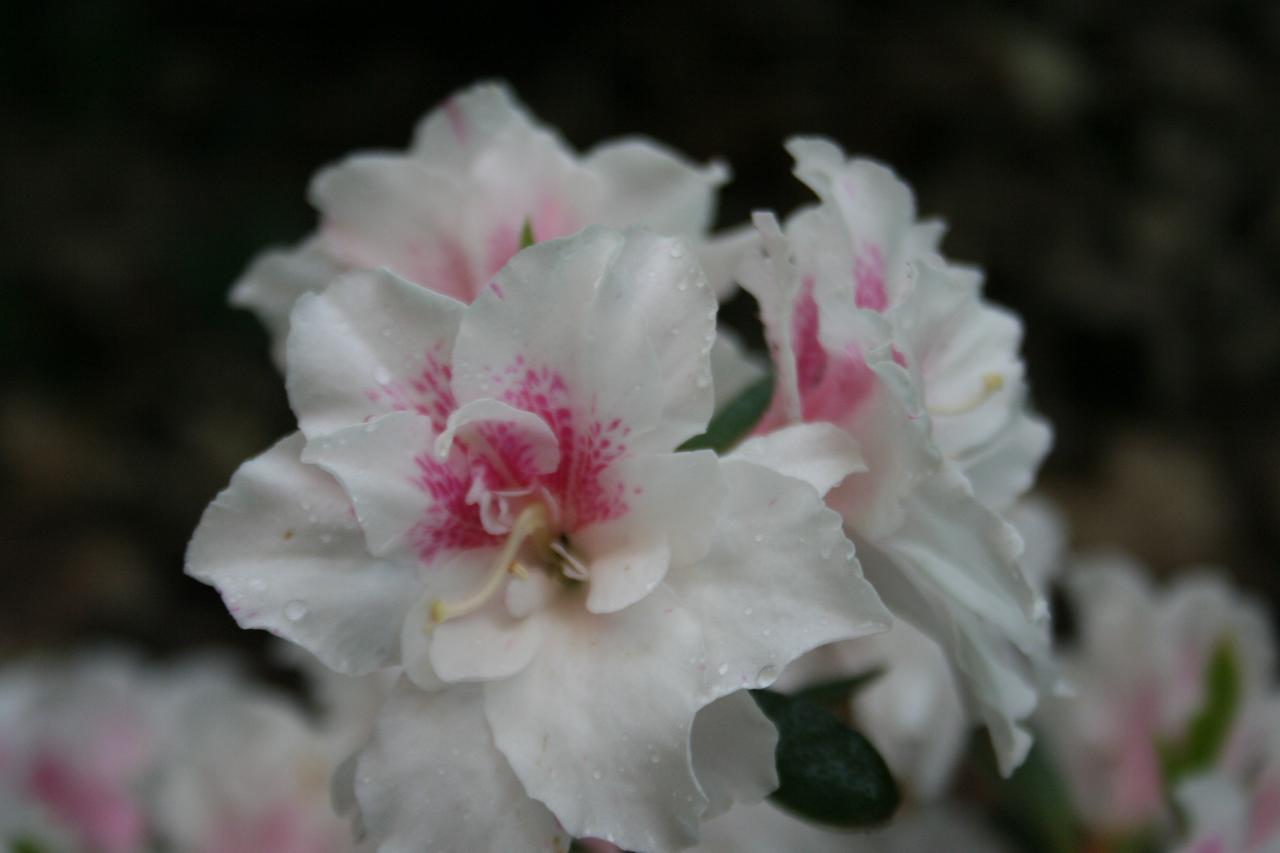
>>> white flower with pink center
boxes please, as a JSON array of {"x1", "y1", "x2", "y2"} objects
[
  {"x1": 0, "y1": 656, "x2": 157, "y2": 853},
  {"x1": 188, "y1": 226, "x2": 891, "y2": 851},
  {"x1": 1040, "y1": 555, "x2": 1275, "y2": 836},
  {"x1": 231, "y1": 81, "x2": 729, "y2": 363},
  {"x1": 732, "y1": 137, "x2": 1055, "y2": 774},
  {"x1": 150, "y1": 674, "x2": 353, "y2": 853}
]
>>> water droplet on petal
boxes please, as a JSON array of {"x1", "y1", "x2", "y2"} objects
[
  {"x1": 284, "y1": 600, "x2": 307, "y2": 621},
  {"x1": 716, "y1": 663, "x2": 729, "y2": 676},
  {"x1": 669, "y1": 244, "x2": 685, "y2": 259},
  {"x1": 374, "y1": 366, "x2": 392, "y2": 385},
  {"x1": 591, "y1": 769, "x2": 603, "y2": 780},
  {"x1": 757, "y1": 664, "x2": 779, "y2": 683}
]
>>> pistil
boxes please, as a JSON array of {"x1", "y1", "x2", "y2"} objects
[{"x1": 429, "y1": 503, "x2": 550, "y2": 624}]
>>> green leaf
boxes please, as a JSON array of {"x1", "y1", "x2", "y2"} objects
[
  {"x1": 678, "y1": 374, "x2": 773, "y2": 454},
  {"x1": 976, "y1": 738, "x2": 1081, "y2": 853},
  {"x1": 519, "y1": 218, "x2": 536, "y2": 249},
  {"x1": 9, "y1": 838, "x2": 52, "y2": 853},
  {"x1": 751, "y1": 689, "x2": 899, "y2": 828},
  {"x1": 1159, "y1": 637, "x2": 1242, "y2": 786},
  {"x1": 792, "y1": 668, "x2": 884, "y2": 707}
]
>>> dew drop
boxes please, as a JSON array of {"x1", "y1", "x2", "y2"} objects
[
  {"x1": 757, "y1": 664, "x2": 779, "y2": 683},
  {"x1": 591, "y1": 769, "x2": 603, "y2": 780},
  {"x1": 717, "y1": 663, "x2": 729, "y2": 676},
  {"x1": 284, "y1": 600, "x2": 307, "y2": 622},
  {"x1": 373, "y1": 366, "x2": 392, "y2": 385},
  {"x1": 669, "y1": 244, "x2": 685, "y2": 259}
]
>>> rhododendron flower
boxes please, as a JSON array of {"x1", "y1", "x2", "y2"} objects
[
  {"x1": 152, "y1": 675, "x2": 353, "y2": 853},
  {"x1": 188, "y1": 227, "x2": 892, "y2": 851},
  {"x1": 772, "y1": 497, "x2": 1066, "y2": 799},
  {"x1": 1040, "y1": 555, "x2": 1275, "y2": 835},
  {"x1": 0, "y1": 653, "x2": 359, "y2": 853},
  {"x1": 585, "y1": 800, "x2": 1011, "y2": 853},
  {"x1": 1176, "y1": 717, "x2": 1280, "y2": 853},
  {"x1": 231, "y1": 81, "x2": 729, "y2": 363},
  {"x1": 0, "y1": 656, "x2": 158, "y2": 853},
  {"x1": 734, "y1": 137, "x2": 1054, "y2": 773}
]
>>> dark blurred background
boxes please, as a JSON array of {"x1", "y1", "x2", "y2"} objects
[{"x1": 2, "y1": 0, "x2": 1278, "y2": 662}]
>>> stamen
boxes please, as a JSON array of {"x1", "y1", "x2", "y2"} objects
[
  {"x1": 927, "y1": 373, "x2": 1005, "y2": 417},
  {"x1": 429, "y1": 503, "x2": 549, "y2": 624},
  {"x1": 550, "y1": 540, "x2": 589, "y2": 582}
]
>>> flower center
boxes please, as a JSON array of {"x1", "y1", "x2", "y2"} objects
[
  {"x1": 428, "y1": 502, "x2": 589, "y2": 624},
  {"x1": 926, "y1": 372, "x2": 1005, "y2": 417}
]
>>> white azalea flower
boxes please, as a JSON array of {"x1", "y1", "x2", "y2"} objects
[
  {"x1": 584, "y1": 799, "x2": 1010, "y2": 853},
  {"x1": 1039, "y1": 555, "x2": 1276, "y2": 836},
  {"x1": 0, "y1": 654, "x2": 160, "y2": 853},
  {"x1": 231, "y1": 81, "x2": 728, "y2": 363},
  {"x1": 150, "y1": 671, "x2": 354, "y2": 853},
  {"x1": 189, "y1": 227, "x2": 891, "y2": 851},
  {"x1": 734, "y1": 137, "x2": 1054, "y2": 774},
  {"x1": 771, "y1": 496, "x2": 1066, "y2": 800}
]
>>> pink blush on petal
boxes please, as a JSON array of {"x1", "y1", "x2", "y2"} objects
[
  {"x1": 495, "y1": 364, "x2": 629, "y2": 532},
  {"x1": 365, "y1": 346, "x2": 457, "y2": 434},
  {"x1": 26, "y1": 751, "x2": 146, "y2": 853},
  {"x1": 854, "y1": 244, "x2": 888, "y2": 312}
]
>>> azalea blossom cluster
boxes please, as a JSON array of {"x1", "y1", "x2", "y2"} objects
[
  {"x1": 0, "y1": 652, "x2": 365, "y2": 853},
  {"x1": 179, "y1": 80, "x2": 1058, "y2": 851},
  {"x1": 4, "y1": 79, "x2": 1261, "y2": 853}
]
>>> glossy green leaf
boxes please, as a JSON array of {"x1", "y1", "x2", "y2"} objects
[
  {"x1": 751, "y1": 689, "x2": 899, "y2": 828},
  {"x1": 678, "y1": 374, "x2": 773, "y2": 454}
]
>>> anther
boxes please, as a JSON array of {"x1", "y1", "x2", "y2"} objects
[
  {"x1": 927, "y1": 373, "x2": 1005, "y2": 417},
  {"x1": 429, "y1": 503, "x2": 549, "y2": 624}
]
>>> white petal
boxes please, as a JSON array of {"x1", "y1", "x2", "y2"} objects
[
  {"x1": 355, "y1": 680, "x2": 567, "y2": 853},
  {"x1": 691, "y1": 801, "x2": 857, "y2": 853},
  {"x1": 456, "y1": 227, "x2": 719, "y2": 453},
  {"x1": 451, "y1": 228, "x2": 664, "y2": 448},
  {"x1": 961, "y1": 413, "x2": 1053, "y2": 513},
  {"x1": 1005, "y1": 496, "x2": 1067, "y2": 594},
  {"x1": 309, "y1": 156, "x2": 487, "y2": 300},
  {"x1": 575, "y1": 450, "x2": 724, "y2": 614},
  {"x1": 306, "y1": 411, "x2": 454, "y2": 565},
  {"x1": 484, "y1": 589, "x2": 709, "y2": 852},
  {"x1": 841, "y1": 625, "x2": 969, "y2": 800},
  {"x1": 186, "y1": 433, "x2": 414, "y2": 675},
  {"x1": 410, "y1": 81, "x2": 540, "y2": 170},
  {"x1": 229, "y1": 239, "x2": 342, "y2": 368},
  {"x1": 398, "y1": 591, "x2": 445, "y2": 693},
  {"x1": 585, "y1": 139, "x2": 727, "y2": 238},
  {"x1": 286, "y1": 268, "x2": 465, "y2": 438},
  {"x1": 698, "y1": 224, "x2": 759, "y2": 300},
  {"x1": 859, "y1": 467, "x2": 1052, "y2": 776},
  {"x1": 579, "y1": 533, "x2": 672, "y2": 615},
  {"x1": 434, "y1": 398, "x2": 561, "y2": 481},
  {"x1": 429, "y1": 597, "x2": 546, "y2": 683},
  {"x1": 666, "y1": 458, "x2": 892, "y2": 699},
  {"x1": 738, "y1": 212, "x2": 804, "y2": 424},
  {"x1": 691, "y1": 691, "x2": 778, "y2": 819},
  {"x1": 729, "y1": 422, "x2": 866, "y2": 497}
]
